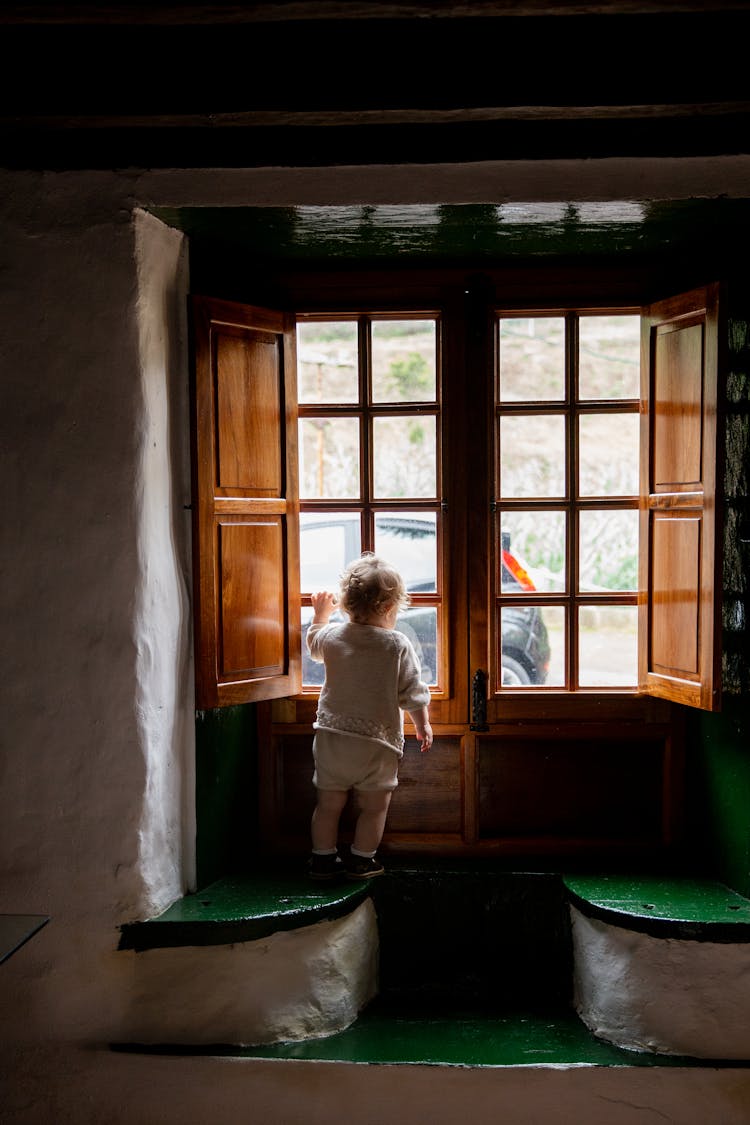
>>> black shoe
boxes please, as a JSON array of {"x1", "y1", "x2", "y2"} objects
[
  {"x1": 308, "y1": 852, "x2": 344, "y2": 880},
  {"x1": 344, "y1": 852, "x2": 385, "y2": 880}
]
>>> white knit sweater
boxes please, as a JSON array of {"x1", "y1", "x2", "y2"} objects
[{"x1": 306, "y1": 621, "x2": 431, "y2": 754}]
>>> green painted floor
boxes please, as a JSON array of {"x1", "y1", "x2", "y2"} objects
[{"x1": 119, "y1": 996, "x2": 743, "y2": 1068}]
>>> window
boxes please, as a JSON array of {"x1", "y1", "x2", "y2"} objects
[
  {"x1": 190, "y1": 284, "x2": 721, "y2": 717},
  {"x1": 494, "y1": 312, "x2": 641, "y2": 692},
  {"x1": 296, "y1": 314, "x2": 445, "y2": 693},
  {"x1": 190, "y1": 281, "x2": 722, "y2": 859}
]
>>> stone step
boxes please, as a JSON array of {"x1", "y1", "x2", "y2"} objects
[{"x1": 117, "y1": 863, "x2": 750, "y2": 1061}]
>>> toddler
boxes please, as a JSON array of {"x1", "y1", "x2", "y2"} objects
[{"x1": 306, "y1": 553, "x2": 432, "y2": 880}]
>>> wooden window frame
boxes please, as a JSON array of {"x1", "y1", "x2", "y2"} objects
[
  {"x1": 294, "y1": 310, "x2": 453, "y2": 727},
  {"x1": 190, "y1": 282, "x2": 722, "y2": 718},
  {"x1": 488, "y1": 308, "x2": 641, "y2": 701}
]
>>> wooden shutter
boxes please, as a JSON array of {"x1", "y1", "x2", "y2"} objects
[
  {"x1": 191, "y1": 296, "x2": 301, "y2": 708},
  {"x1": 639, "y1": 284, "x2": 722, "y2": 711}
]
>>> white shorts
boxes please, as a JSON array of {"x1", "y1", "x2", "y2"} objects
[{"x1": 312, "y1": 728, "x2": 400, "y2": 792}]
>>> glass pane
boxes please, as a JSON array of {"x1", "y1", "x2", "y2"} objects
[
  {"x1": 499, "y1": 604, "x2": 563, "y2": 687},
  {"x1": 373, "y1": 415, "x2": 437, "y2": 498},
  {"x1": 579, "y1": 413, "x2": 639, "y2": 496},
  {"x1": 578, "y1": 605, "x2": 638, "y2": 686},
  {"x1": 499, "y1": 415, "x2": 566, "y2": 497},
  {"x1": 299, "y1": 511, "x2": 361, "y2": 592},
  {"x1": 579, "y1": 509, "x2": 639, "y2": 592},
  {"x1": 375, "y1": 511, "x2": 437, "y2": 593},
  {"x1": 372, "y1": 319, "x2": 436, "y2": 403},
  {"x1": 498, "y1": 317, "x2": 565, "y2": 402},
  {"x1": 579, "y1": 315, "x2": 640, "y2": 400},
  {"x1": 299, "y1": 417, "x2": 359, "y2": 499},
  {"x1": 302, "y1": 604, "x2": 347, "y2": 687},
  {"x1": 500, "y1": 510, "x2": 566, "y2": 593},
  {"x1": 396, "y1": 607, "x2": 437, "y2": 685},
  {"x1": 297, "y1": 321, "x2": 358, "y2": 403},
  {"x1": 301, "y1": 593, "x2": 437, "y2": 687}
]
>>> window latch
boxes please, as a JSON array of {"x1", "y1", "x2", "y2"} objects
[{"x1": 470, "y1": 668, "x2": 489, "y2": 731}]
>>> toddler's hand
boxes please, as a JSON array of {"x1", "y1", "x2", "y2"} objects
[
  {"x1": 310, "y1": 590, "x2": 337, "y2": 624},
  {"x1": 418, "y1": 723, "x2": 433, "y2": 753}
]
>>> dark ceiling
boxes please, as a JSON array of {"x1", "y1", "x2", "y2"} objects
[
  {"x1": 2, "y1": 2, "x2": 750, "y2": 169},
  {"x1": 4, "y1": 2, "x2": 750, "y2": 269}
]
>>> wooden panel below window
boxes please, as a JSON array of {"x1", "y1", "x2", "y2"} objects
[
  {"x1": 258, "y1": 711, "x2": 682, "y2": 860},
  {"x1": 385, "y1": 738, "x2": 462, "y2": 834},
  {"x1": 478, "y1": 728, "x2": 667, "y2": 842},
  {"x1": 274, "y1": 734, "x2": 316, "y2": 835},
  {"x1": 261, "y1": 730, "x2": 462, "y2": 852}
]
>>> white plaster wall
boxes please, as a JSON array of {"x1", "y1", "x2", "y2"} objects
[
  {"x1": 133, "y1": 209, "x2": 196, "y2": 908},
  {"x1": 0, "y1": 173, "x2": 196, "y2": 1055},
  {"x1": 123, "y1": 898, "x2": 379, "y2": 1046},
  {"x1": 3, "y1": 159, "x2": 750, "y2": 1121},
  {"x1": 571, "y1": 907, "x2": 750, "y2": 1059}
]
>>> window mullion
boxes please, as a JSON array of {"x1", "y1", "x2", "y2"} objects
[
  {"x1": 359, "y1": 316, "x2": 374, "y2": 548},
  {"x1": 362, "y1": 317, "x2": 377, "y2": 549},
  {"x1": 568, "y1": 311, "x2": 579, "y2": 691}
]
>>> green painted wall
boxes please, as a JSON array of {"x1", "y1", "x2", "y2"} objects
[
  {"x1": 195, "y1": 704, "x2": 258, "y2": 890},
  {"x1": 684, "y1": 287, "x2": 750, "y2": 897},
  {"x1": 689, "y1": 288, "x2": 750, "y2": 897},
  {"x1": 687, "y1": 699, "x2": 750, "y2": 897}
]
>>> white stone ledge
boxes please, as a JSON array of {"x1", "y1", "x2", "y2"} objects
[
  {"x1": 571, "y1": 905, "x2": 750, "y2": 1059},
  {"x1": 121, "y1": 897, "x2": 378, "y2": 1046}
]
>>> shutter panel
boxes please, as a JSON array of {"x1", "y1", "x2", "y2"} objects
[
  {"x1": 191, "y1": 296, "x2": 301, "y2": 708},
  {"x1": 639, "y1": 284, "x2": 722, "y2": 711}
]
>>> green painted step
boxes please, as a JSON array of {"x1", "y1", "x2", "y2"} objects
[
  {"x1": 564, "y1": 873, "x2": 750, "y2": 941},
  {"x1": 118, "y1": 872, "x2": 369, "y2": 950},
  {"x1": 120, "y1": 867, "x2": 750, "y2": 953}
]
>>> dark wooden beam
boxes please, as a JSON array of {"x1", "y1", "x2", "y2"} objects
[{"x1": 2, "y1": 2, "x2": 749, "y2": 25}]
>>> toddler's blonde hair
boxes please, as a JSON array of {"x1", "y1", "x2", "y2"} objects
[{"x1": 339, "y1": 553, "x2": 410, "y2": 621}]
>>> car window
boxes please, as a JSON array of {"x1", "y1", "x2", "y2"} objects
[
  {"x1": 299, "y1": 512, "x2": 360, "y2": 592},
  {"x1": 374, "y1": 513, "x2": 437, "y2": 592},
  {"x1": 300, "y1": 513, "x2": 438, "y2": 685}
]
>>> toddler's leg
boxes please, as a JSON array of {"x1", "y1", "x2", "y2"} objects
[
  {"x1": 352, "y1": 789, "x2": 393, "y2": 854},
  {"x1": 311, "y1": 789, "x2": 348, "y2": 852}
]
